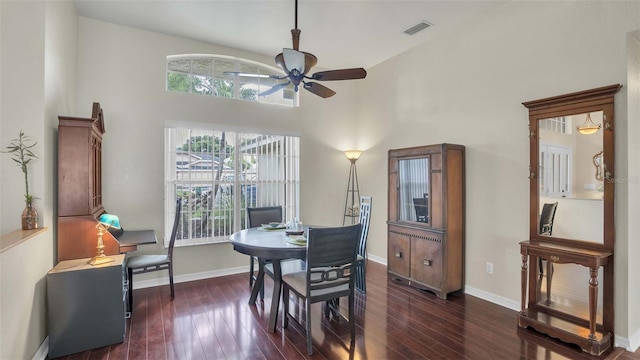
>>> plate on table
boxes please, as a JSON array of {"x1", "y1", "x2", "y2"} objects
[
  {"x1": 286, "y1": 235, "x2": 307, "y2": 245},
  {"x1": 261, "y1": 222, "x2": 286, "y2": 230}
]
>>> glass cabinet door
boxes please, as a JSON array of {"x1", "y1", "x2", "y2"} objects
[{"x1": 398, "y1": 157, "x2": 429, "y2": 224}]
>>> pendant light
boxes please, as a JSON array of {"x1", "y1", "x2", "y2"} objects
[{"x1": 577, "y1": 113, "x2": 600, "y2": 135}]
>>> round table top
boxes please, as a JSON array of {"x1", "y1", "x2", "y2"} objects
[{"x1": 230, "y1": 227, "x2": 306, "y2": 260}]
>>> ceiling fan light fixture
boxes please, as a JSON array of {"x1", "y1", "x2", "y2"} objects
[
  {"x1": 577, "y1": 113, "x2": 601, "y2": 135},
  {"x1": 283, "y1": 48, "x2": 305, "y2": 74},
  {"x1": 404, "y1": 21, "x2": 432, "y2": 35}
]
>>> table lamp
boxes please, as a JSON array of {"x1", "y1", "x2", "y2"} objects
[{"x1": 88, "y1": 213, "x2": 120, "y2": 265}]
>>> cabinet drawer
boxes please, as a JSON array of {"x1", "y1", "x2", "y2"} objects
[
  {"x1": 388, "y1": 231, "x2": 410, "y2": 277},
  {"x1": 411, "y1": 233, "x2": 443, "y2": 288}
]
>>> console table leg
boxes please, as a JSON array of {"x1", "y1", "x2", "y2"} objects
[
  {"x1": 588, "y1": 267, "x2": 599, "y2": 340},
  {"x1": 545, "y1": 261, "x2": 553, "y2": 305},
  {"x1": 520, "y1": 254, "x2": 528, "y2": 313}
]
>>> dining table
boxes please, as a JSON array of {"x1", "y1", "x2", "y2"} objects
[{"x1": 229, "y1": 227, "x2": 307, "y2": 333}]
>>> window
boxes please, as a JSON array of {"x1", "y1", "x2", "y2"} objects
[
  {"x1": 540, "y1": 117, "x2": 568, "y2": 134},
  {"x1": 165, "y1": 126, "x2": 300, "y2": 246},
  {"x1": 166, "y1": 54, "x2": 297, "y2": 107}
]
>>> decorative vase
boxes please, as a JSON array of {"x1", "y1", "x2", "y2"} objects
[{"x1": 22, "y1": 201, "x2": 38, "y2": 230}]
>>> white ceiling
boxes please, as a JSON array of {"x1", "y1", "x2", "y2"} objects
[{"x1": 74, "y1": 0, "x2": 507, "y2": 71}]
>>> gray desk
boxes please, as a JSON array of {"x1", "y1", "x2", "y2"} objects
[
  {"x1": 230, "y1": 228, "x2": 306, "y2": 333},
  {"x1": 117, "y1": 229, "x2": 157, "y2": 253}
]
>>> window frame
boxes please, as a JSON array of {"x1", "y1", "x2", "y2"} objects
[
  {"x1": 164, "y1": 124, "x2": 300, "y2": 247},
  {"x1": 166, "y1": 54, "x2": 298, "y2": 107}
]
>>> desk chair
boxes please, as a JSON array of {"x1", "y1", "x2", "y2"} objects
[
  {"x1": 247, "y1": 206, "x2": 283, "y2": 298},
  {"x1": 281, "y1": 224, "x2": 361, "y2": 355},
  {"x1": 356, "y1": 196, "x2": 371, "y2": 293},
  {"x1": 126, "y1": 198, "x2": 181, "y2": 311}
]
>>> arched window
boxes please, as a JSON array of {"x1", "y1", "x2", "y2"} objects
[{"x1": 166, "y1": 54, "x2": 297, "y2": 107}]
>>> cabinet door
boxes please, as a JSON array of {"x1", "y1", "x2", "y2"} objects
[
  {"x1": 388, "y1": 231, "x2": 410, "y2": 277},
  {"x1": 411, "y1": 235, "x2": 442, "y2": 288}
]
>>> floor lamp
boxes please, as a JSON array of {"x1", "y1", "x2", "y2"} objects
[{"x1": 343, "y1": 150, "x2": 361, "y2": 225}]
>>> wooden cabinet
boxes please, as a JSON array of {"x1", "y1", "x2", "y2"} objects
[
  {"x1": 387, "y1": 144, "x2": 465, "y2": 299},
  {"x1": 47, "y1": 255, "x2": 128, "y2": 358},
  {"x1": 58, "y1": 102, "x2": 104, "y2": 218},
  {"x1": 58, "y1": 103, "x2": 123, "y2": 261}
]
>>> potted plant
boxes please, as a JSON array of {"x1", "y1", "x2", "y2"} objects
[{"x1": 3, "y1": 130, "x2": 39, "y2": 229}]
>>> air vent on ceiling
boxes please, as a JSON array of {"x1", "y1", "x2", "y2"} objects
[{"x1": 404, "y1": 21, "x2": 432, "y2": 35}]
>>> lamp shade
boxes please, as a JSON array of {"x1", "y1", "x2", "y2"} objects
[
  {"x1": 344, "y1": 150, "x2": 362, "y2": 161},
  {"x1": 98, "y1": 213, "x2": 121, "y2": 229},
  {"x1": 577, "y1": 113, "x2": 601, "y2": 135}
]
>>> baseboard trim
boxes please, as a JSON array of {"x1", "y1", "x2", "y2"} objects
[
  {"x1": 132, "y1": 266, "x2": 247, "y2": 290},
  {"x1": 619, "y1": 326, "x2": 640, "y2": 352},
  {"x1": 31, "y1": 336, "x2": 48, "y2": 360},
  {"x1": 464, "y1": 285, "x2": 520, "y2": 312}
]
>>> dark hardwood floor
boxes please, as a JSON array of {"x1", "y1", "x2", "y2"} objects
[{"x1": 51, "y1": 261, "x2": 639, "y2": 360}]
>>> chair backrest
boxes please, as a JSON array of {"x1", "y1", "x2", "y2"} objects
[
  {"x1": 358, "y1": 196, "x2": 372, "y2": 257},
  {"x1": 306, "y1": 224, "x2": 361, "y2": 302},
  {"x1": 539, "y1": 202, "x2": 558, "y2": 235},
  {"x1": 247, "y1": 206, "x2": 283, "y2": 228},
  {"x1": 168, "y1": 198, "x2": 182, "y2": 259},
  {"x1": 413, "y1": 197, "x2": 428, "y2": 222}
]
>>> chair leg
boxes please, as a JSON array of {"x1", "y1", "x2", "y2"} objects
[
  {"x1": 349, "y1": 291, "x2": 355, "y2": 343},
  {"x1": 356, "y1": 260, "x2": 366, "y2": 293},
  {"x1": 169, "y1": 263, "x2": 175, "y2": 300},
  {"x1": 249, "y1": 257, "x2": 254, "y2": 287},
  {"x1": 282, "y1": 285, "x2": 289, "y2": 329},
  {"x1": 128, "y1": 267, "x2": 133, "y2": 312},
  {"x1": 306, "y1": 299, "x2": 313, "y2": 355}
]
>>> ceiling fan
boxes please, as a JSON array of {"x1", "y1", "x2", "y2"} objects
[{"x1": 224, "y1": 0, "x2": 367, "y2": 98}]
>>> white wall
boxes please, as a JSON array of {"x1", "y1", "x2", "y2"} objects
[
  {"x1": 0, "y1": 1, "x2": 77, "y2": 359},
  {"x1": 76, "y1": 17, "x2": 359, "y2": 281},
  {"x1": 356, "y1": 0, "x2": 639, "y2": 347},
  {"x1": 625, "y1": 29, "x2": 640, "y2": 350}
]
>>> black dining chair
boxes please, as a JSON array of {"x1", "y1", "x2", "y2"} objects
[
  {"x1": 126, "y1": 198, "x2": 182, "y2": 311},
  {"x1": 413, "y1": 196, "x2": 428, "y2": 222},
  {"x1": 281, "y1": 224, "x2": 361, "y2": 355},
  {"x1": 538, "y1": 202, "x2": 558, "y2": 274},
  {"x1": 247, "y1": 206, "x2": 283, "y2": 298},
  {"x1": 356, "y1": 196, "x2": 371, "y2": 293}
]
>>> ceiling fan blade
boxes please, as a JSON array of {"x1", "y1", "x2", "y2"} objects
[
  {"x1": 303, "y1": 82, "x2": 336, "y2": 98},
  {"x1": 224, "y1": 71, "x2": 286, "y2": 80},
  {"x1": 311, "y1": 68, "x2": 367, "y2": 81},
  {"x1": 259, "y1": 82, "x2": 291, "y2": 97}
]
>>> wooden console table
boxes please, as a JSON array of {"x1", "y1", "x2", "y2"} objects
[{"x1": 518, "y1": 240, "x2": 613, "y2": 355}]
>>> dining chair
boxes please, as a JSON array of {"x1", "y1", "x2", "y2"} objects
[
  {"x1": 247, "y1": 206, "x2": 283, "y2": 298},
  {"x1": 356, "y1": 196, "x2": 371, "y2": 293},
  {"x1": 413, "y1": 196, "x2": 428, "y2": 222},
  {"x1": 538, "y1": 202, "x2": 558, "y2": 298},
  {"x1": 281, "y1": 223, "x2": 362, "y2": 355},
  {"x1": 126, "y1": 198, "x2": 182, "y2": 311}
]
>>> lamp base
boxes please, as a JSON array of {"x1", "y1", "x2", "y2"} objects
[{"x1": 88, "y1": 254, "x2": 115, "y2": 266}]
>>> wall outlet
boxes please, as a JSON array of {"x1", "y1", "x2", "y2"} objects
[{"x1": 485, "y1": 262, "x2": 494, "y2": 275}]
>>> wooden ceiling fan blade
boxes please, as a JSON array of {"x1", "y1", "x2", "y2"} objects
[
  {"x1": 311, "y1": 68, "x2": 367, "y2": 81},
  {"x1": 303, "y1": 82, "x2": 336, "y2": 98},
  {"x1": 259, "y1": 82, "x2": 291, "y2": 97}
]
